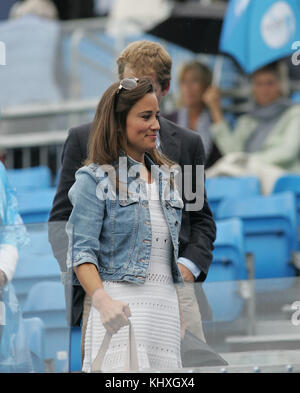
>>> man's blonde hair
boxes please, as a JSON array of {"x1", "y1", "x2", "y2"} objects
[{"x1": 117, "y1": 41, "x2": 172, "y2": 90}]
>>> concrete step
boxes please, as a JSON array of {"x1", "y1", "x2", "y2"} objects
[
  {"x1": 220, "y1": 349, "x2": 300, "y2": 367},
  {"x1": 254, "y1": 320, "x2": 300, "y2": 335},
  {"x1": 225, "y1": 332, "x2": 300, "y2": 352}
]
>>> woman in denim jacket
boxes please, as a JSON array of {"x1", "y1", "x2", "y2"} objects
[{"x1": 67, "y1": 78, "x2": 185, "y2": 372}]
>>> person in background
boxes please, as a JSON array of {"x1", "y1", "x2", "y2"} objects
[
  {"x1": 203, "y1": 61, "x2": 300, "y2": 173},
  {"x1": 9, "y1": 0, "x2": 58, "y2": 20},
  {"x1": 164, "y1": 61, "x2": 222, "y2": 169}
]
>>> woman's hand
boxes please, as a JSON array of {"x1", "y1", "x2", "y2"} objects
[
  {"x1": 202, "y1": 86, "x2": 224, "y2": 124},
  {"x1": 92, "y1": 288, "x2": 131, "y2": 335},
  {"x1": 202, "y1": 86, "x2": 221, "y2": 108}
]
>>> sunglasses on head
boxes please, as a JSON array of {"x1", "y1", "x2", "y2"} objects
[{"x1": 117, "y1": 77, "x2": 139, "y2": 94}]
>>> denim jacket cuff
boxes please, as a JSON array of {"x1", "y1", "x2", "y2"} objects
[{"x1": 72, "y1": 252, "x2": 99, "y2": 270}]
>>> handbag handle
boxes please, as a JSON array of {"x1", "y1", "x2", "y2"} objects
[{"x1": 91, "y1": 320, "x2": 139, "y2": 372}]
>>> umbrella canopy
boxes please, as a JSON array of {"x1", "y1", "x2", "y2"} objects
[
  {"x1": 147, "y1": 1, "x2": 226, "y2": 54},
  {"x1": 220, "y1": 0, "x2": 300, "y2": 74}
]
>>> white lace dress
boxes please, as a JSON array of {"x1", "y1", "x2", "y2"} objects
[{"x1": 82, "y1": 180, "x2": 182, "y2": 372}]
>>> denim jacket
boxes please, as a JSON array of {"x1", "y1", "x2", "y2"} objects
[{"x1": 66, "y1": 153, "x2": 184, "y2": 285}]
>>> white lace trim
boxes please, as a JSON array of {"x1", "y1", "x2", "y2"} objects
[{"x1": 97, "y1": 343, "x2": 181, "y2": 372}]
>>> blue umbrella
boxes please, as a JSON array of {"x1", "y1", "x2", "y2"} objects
[{"x1": 219, "y1": 0, "x2": 300, "y2": 74}]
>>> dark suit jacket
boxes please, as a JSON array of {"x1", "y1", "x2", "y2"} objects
[
  {"x1": 163, "y1": 111, "x2": 222, "y2": 169},
  {"x1": 49, "y1": 116, "x2": 216, "y2": 325}
]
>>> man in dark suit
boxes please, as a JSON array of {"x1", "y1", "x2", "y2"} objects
[{"x1": 49, "y1": 40, "x2": 216, "y2": 343}]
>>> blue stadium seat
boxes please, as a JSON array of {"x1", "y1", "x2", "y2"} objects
[
  {"x1": 273, "y1": 175, "x2": 300, "y2": 246},
  {"x1": 13, "y1": 225, "x2": 61, "y2": 308},
  {"x1": 203, "y1": 218, "x2": 246, "y2": 322},
  {"x1": 216, "y1": 192, "x2": 298, "y2": 280},
  {"x1": 7, "y1": 166, "x2": 52, "y2": 192},
  {"x1": 23, "y1": 317, "x2": 46, "y2": 373},
  {"x1": 23, "y1": 281, "x2": 69, "y2": 373},
  {"x1": 206, "y1": 176, "x2": 261, "y2": 216},
  {"x1": 291, "y1": 91, "x2": 300, "y2": 103},
  {"x1": 23, "y1": 281, "x2": 66, "y2": 324},
  {"x1": 16, "y1": 187, "x2": 56, "y2": 224}
]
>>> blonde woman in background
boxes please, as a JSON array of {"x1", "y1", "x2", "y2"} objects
[{"x1": 165, "y1": 61, "x2": 222, "y2": 169}]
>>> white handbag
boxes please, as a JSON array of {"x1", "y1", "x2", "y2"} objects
[{"x1": 91, "y1": 320, "x2": 139, "y2": 372}]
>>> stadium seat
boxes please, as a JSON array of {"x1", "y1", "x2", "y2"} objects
[
  {"x1": 206, "y1": 176, "x2": 261, "y2": 216},
  {"x1": 7, "y1": 166, "x2": 52, "y2": 192},
  {"x1": 16, "y1": 187, "x2": 56, "y2": 224},
  {"x1": 23, "y1": 281, "x2": 69, "y2": 373},
  {"x1": 23, "y1": 317, "x2": 46, "y2": 373},
  {"x1": 203, "y1": 218, "x2": 246, "y2": 322},
  {"x1": 291, "y1": 91, "x2": 300, "y2": 103},
  {"x1": 273, "y1": 174, "x2": 300, "y2": 246},
  {"x1": 13, "y1": 224, "x2": 61, "y2": 308},
  {"x1": 23, "y1": 281, "x2": 66, "y2": 324},
  {"x1": 273, "y1": 174, "x2": 300, "y2": 201},
  {"x1": 216, "y1": 192, "x2": 298, "y2": 280}
]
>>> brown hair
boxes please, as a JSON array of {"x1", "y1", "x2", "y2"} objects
[
  {"x1": 251, "y1": 61, "x2": 290, "y2": 97},
  {"x1": 178, "y1": 61, "x2": 212, "y2": 90},
  {"x1": 117, "y1": 41, "x2": 172, "y2": 91},
  {"x1": 85, "y1": 78, "x2": 174, "y2": 170},
  {"x1": 251, "y1": 61, "x2": 281, "y2": 79}
]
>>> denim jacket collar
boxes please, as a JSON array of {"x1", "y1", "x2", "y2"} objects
[{"x1": 96, "y1": 151, "x2": 182, "y2": 205}]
